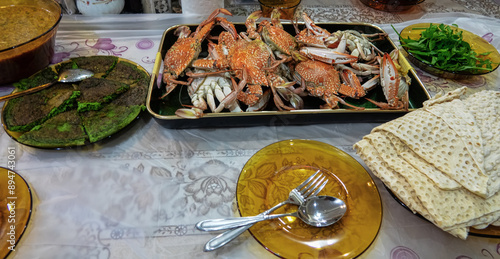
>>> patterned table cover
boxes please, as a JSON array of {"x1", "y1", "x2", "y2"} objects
[{"x1": 0, "y1": 2, "x2": 499, "y2": 259}]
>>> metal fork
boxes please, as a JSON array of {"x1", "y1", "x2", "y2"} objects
[{"x1": 200, "y1": 169, "x2": 328, "y2": 251}]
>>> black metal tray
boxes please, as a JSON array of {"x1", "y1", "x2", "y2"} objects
[{"x1": 147, "y1": 22, "x2": 430, "y2": 129}]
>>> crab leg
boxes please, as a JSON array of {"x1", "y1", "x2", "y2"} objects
[
  {"x1": 299, "y1": 46, "x2": 358, "y2": 64},
  {"x1": 324, "y1": 94, "x2": 364, "y2": 110},
  {"x1": 361, "y1": 75, "x2": 380, "y2": 92}
]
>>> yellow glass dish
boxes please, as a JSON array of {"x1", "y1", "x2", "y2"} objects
[
  {"x1": 236, "y1": 139, "x2": 382, "y2": 258},
  {"x1": 399, "y1": 23, "x2": 500, "y2": 79},
  {"x1": 0, "y1": 167, "x2": 36, "y2": 259}
]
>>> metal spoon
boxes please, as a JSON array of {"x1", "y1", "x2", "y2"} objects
[
  {"x1": 196, "y1": 195, "x2": 347, "y2": 232},
  {"x1": 0, "y1": 69, "x2": 94, "y2": 102}
]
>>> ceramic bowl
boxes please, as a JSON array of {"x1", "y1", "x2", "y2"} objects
[
  {"x1": 0, "y1": 0, "x2": 62, "y2": 85},
  {"x1": 359, "y1": 0, "x2": 425, "y2": 12}
]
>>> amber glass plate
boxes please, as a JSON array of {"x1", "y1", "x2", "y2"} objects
[
  {"x1": 236, "y1": 140, "x2": 382, "y2": 258},
  {"x1": 0, "y1": 167, "x2": 35, "y2": 258},
  {"x1": 399, "y1": 23, "x2": 500, "y2": 79}
]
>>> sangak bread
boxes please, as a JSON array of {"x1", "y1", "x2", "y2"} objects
[
  {"x1": 354, "y1": 87, "x2": 500, "y2": 239},
  {"x1": 373, "y1": 105, "x2": 490, "y2": 197},
  {"x1": 354, "y1": 134, "x2": 469, "y2": 239},
  {"x1": 463, "y1": 90, "x2": 500, "y2": 197}
]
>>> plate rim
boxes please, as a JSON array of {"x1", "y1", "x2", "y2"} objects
[
  {"x1": 0, "y1": 167, "x2": 35, "y2": 259},
  {"x1": 236, "y1": 139, "x2": 383, "y2": 258}
]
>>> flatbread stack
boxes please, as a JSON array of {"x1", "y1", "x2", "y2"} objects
[{"x1": 353, "y1": 87, "x2": 500, "y2": 239}]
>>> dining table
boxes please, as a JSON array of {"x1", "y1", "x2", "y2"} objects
[{"x1": 1, "y1": 0, "x2": 500, "y2": 258}]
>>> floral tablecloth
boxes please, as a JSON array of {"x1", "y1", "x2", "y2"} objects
[{"x1": 0, "y1": 9, "x2": 499, "y2": 259}]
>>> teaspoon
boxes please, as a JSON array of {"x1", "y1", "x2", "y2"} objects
[{"x1": 0, "y1": 68, "x2": 94, "y2": 102}]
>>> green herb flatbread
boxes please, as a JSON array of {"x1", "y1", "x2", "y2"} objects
[
  {"x1": 1, "y1": 56, "x2": 150, "y2": 148},
  {"x1": 18, "y1": 110, "x2": 87, "y2": 148}
]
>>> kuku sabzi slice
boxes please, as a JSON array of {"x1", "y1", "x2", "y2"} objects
[
  {"x1": 17, "y1": 110, "x2": 87, "y2": 148},
  {"x1": 77, "y1": 77, "x2": 130, "y2": 112},
  {"x1": 111, "y1": 82, "x2": 148, "y2": 108},
  {"x1": 3, "y1": 83, "x2": 80, "y2": 132},
  {"x1": 106, "y1": 60, "x2": 149, "y2": 86},
  {"x1": 62, "y1": 55, "x2": 119, "y2": 77},
  {"x1": 12, "y1": 66, "x2": 58, "y2": 91},
  {"x1": 107, "y1": 61, "x2": 150, "y2": 107},
  {"x1": 80, "y1": 103, "x2": 142, "y2": 143}
]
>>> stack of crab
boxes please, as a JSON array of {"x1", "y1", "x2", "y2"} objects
[{"x1": 161, "y1": 8, "x2": 411, "y2": 118}]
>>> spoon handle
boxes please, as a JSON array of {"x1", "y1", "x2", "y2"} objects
[
  {"x1": 202, "y1": 200, "x2": 292, "y2": 251},
  {"x1": 0, "y1": 81, "x2": 55, "y2": 102}
]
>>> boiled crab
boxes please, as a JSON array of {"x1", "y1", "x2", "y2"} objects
[
  {"x1": 161, "y1": 8, "x2": 411, "y2": 118},
  {"x1": 365, "y1": 52, "x2": 409, "y2": 110},
  {"x1": 257, "y1": 9, "x2": 298, "y2": 62},
  {"x1": 161, "y1": 8, "x2": 237, "y2": 98},
  {"x1": 175, "y1": 69, "x2": 242, "y2": 119},
  {"x1": 189, "y1": 11, "x2": 300, "y2": 111},
  {"x1": 294, "y1": 59, "x2": 364, "y2": 110}
]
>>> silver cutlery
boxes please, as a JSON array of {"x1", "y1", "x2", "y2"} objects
[
  {"x1": 198, "y1": 195, "x2": 346, "y2": 230},
  {"x1": 200, "y1": 169, "x2": 328, "y2": 251}
]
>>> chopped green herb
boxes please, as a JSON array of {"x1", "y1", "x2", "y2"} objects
[{"x1": 394, "y1": 23, "x2": 495, "y2": 73}]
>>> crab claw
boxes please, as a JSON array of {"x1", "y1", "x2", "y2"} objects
[
  {"x1": 339, "y1": 70, "x2": 366, "y2": 99},
  {"x1": 302, "y1": 12, "x2": 330, "y2": 38},
  {"x1": 175, "y1": 108, "x2": 204, "y2": 119},
  {"x1": 197, "y1": 8, "x2": 233, "y2": 30},
  {"x1": 299, "y1": 47, "x2": 358, "y2": 64},
  {"x1": 380, "y1": 52, "x2": 400, "y2": 107},
  {"x1": 365, "y1": 53, "x2": 406, "y2": 110}
]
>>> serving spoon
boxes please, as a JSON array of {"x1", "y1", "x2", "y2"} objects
[
  {"x1": 0, "y1": 69, "x2": 94, "y2": 102},
  {"x1": 196, "y1": 195, "x2": 347, "y2": 231}
]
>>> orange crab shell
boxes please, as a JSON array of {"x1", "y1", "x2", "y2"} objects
[
  {"x1": 229, "y1": 39, "x2": 271, "y2": 86},
  {"x1": 295, "y1": 60, "x2": 341, "y2": 95},
  {"x1": 163, "y1": 37, "x2": 201, "y2": 81},
  {"x1": 261, "y1": 21, "x2": 297, "y2": 56}
]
